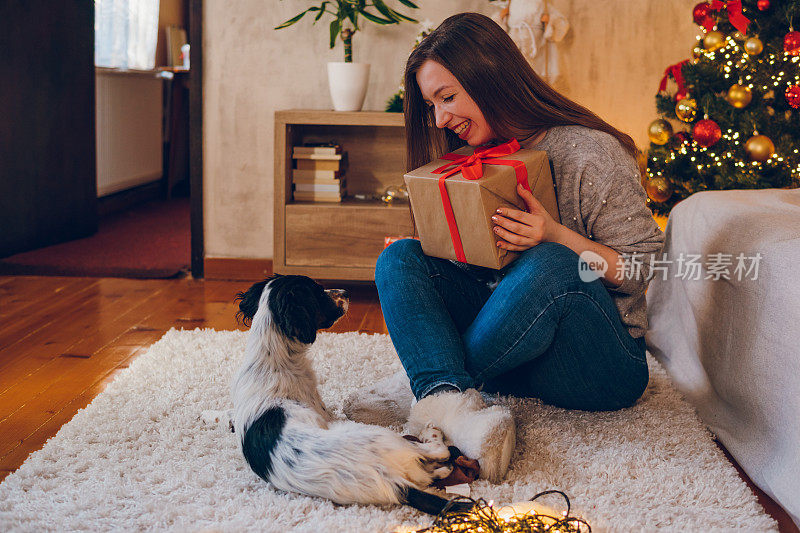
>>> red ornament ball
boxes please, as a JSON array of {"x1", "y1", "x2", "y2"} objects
[
  {"x1": 787, "y1": 85, "x2": 800, "y2": 109},
  {"x1": 692, "y1": 119, "x2": 722, "y2": 147},
  {"x1": 785, "y1": 31, "x2": 800, "y2": 56},
  {"x1": 693, "y1": 2, "x2": 711, "y2": 25},
  {"x1": 757, "y1": 0, "x2": 770, "y2": 10}
]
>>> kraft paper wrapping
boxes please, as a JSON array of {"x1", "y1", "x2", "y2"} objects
[{"x1": 404, "y1": 146, "x2": 560, "y2": 269}]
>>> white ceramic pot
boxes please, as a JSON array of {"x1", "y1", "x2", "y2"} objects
[{"x1": 327, "y1": 62, "x2": 370, "y2": 111}]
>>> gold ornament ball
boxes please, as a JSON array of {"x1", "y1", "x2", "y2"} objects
[
  {"x1": 744, "y1": 134, "x2": 775, "y2": 162},
  {"x1": 727, "y1": 84, "x2": 753, "y2": 108},
  {"x1": 645, "y1": 176, "x2": 673, "y2": 203},
  {"x1": 744, "y1": 37, "x2": 763, "y2": 55},
  {"x1": 648, "y1": 119, "x2": 673, "y2": 145},
  {"x1": 703, "y1": 31, "x2": 726, "y2": 52},
  {"x1": 675, "y1": 98, "x2": 698, "y2": 122}
]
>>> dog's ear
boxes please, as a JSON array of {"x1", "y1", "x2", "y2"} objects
[
  {"x1": 234, "y1": 278, "x2": 272, "y2": 327},
  {"x1": 268, "y1": 277, "x2": 320, "y2": 344}
]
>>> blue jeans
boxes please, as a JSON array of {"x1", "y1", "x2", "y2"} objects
[{"x1": 374, "y1": 239, "x2": 648, "y2": 411}]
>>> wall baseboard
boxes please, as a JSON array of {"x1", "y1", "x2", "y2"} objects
[
  {"x1": 203, "y1": 257, "x2": 273, "y2": 281},
  {"x1": 97, "y1": 181, "x2": 164, "y2": 217}
]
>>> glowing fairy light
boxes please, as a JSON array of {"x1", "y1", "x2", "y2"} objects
[{"x1": 415, "y1": 492, "x2": 592, "y2": 533}]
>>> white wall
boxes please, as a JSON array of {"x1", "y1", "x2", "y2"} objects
[{"x1": 203, "y1": 0, "x2": 699, "y2": 259}]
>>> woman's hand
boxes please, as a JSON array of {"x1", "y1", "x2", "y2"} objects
[{"x1": 491, "y1": 184, "x2": 562, "y2": 251}]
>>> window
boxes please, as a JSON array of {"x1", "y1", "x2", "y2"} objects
[{"x1": 95, "y1": 0, "x2": 159, "y2": 70}]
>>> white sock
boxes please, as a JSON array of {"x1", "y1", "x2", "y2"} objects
[{"x1": 406, "y1": 389, "x2": 516, "y2": 483}]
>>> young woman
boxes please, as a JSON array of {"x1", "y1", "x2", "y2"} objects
[{"x1": 345, "y1": 12, "x2": 664, "y2": 483}]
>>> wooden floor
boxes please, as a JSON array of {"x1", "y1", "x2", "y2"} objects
[{"x1": 0, "y1": 274, "x2": 795, "y2": 532}]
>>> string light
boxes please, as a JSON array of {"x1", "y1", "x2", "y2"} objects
[{"x1": 410, "y1": 491, "x2": 592, "y2": 533}]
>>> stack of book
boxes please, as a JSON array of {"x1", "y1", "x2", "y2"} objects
[{"x1": 292, "y1": 144, "x2": 346, "y2": 203}]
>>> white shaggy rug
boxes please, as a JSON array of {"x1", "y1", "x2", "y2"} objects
[{"x1": 0, "y1": 329, "x2": 777, "y2": 532}]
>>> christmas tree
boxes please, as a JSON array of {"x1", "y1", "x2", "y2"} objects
[{"x1": 644, "y1": 0, "x2": 800, "y2": 215}]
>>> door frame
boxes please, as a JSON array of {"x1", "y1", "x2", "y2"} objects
[{"x1": 189, "y1": 0, "x2": 203, "y2": 277}]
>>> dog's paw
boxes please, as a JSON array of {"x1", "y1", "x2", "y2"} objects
[
  {"x1": 418, "y1": 423, "x2": 445, "y2": 444},
  {"x1": 431, "y1": 465, "x2": 454, "y2": 480},
  {"x1": 199, "y1": 409, "x2": 233, "y2": 432},
  {"x1": 417, "y1": 424, "x2": 451, "y2": 463}
]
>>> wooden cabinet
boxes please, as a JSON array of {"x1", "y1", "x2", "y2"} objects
[{"x1": 274, "y1": 110, "x2": 413, "y2": 281}]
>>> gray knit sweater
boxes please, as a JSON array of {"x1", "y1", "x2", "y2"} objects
[{"x1": 525, "y1": 125, "x2": 665, "y2": 338}]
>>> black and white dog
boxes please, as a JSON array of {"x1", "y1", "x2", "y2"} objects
[{"x1": 230, "y1": 274, "x2": 469, "y2": 514}]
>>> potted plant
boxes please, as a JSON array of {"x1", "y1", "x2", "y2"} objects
[{"x1": 276, "y1": 0, "x2": 419, "y2": 111}]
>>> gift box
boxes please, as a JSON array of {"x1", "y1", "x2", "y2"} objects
[{"x1": 403, "y1": 139, "x2": 560, "y2": 269}]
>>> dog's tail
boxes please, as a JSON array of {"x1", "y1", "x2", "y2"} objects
[{"x1": 400, "y1": 487, "x2": 474, "y2": 516}]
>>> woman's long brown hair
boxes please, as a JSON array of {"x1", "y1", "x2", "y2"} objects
[{"x1": 403, "y1": 12, "x2": 639, "y2": 171}]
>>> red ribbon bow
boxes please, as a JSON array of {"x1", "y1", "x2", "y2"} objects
[
  {"x1": 658, "y1": 59, "x2": 690, "y2": 96},
  {"x1": 702, "y1": 0, "x2": 750, "y2": 34},
  {"x1": 431, "y1": 138, "x2": 531, "y2": 263}
]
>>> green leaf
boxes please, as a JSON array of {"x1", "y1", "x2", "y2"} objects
[
  {"x1": 329, "y1": 18, "x2": 341, "y2": 48},
  {"x1": 372, "y1": 0, "x2": 401, "y2": 22},
  {"x1": 313, "y1": 2, "x2": 327, "y2": 22},
  {"x1": 396, "y1": 0, "x2": 418, "y2": 8},
  {"x1": 359, "y1": 9, "x2": 394, "y2": 24},
  {"x1": 274, "y1": 10, "x2": 309, "y2": 30},
  {"x1": 387, "y1": 9, "x2": 416, "y2": 22},
  {"x1": 342, "y1": 2, "x2": 359, "y2": 30}
]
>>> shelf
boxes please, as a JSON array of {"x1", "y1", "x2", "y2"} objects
[
  {"x1": 288, "y1": 197, "x2": 410, "y2": 210},
  {"x1": 276, "y1": 109, "x2": 404, "y2": 127},
  {"x1": 95, "y1": 67, "x2": 162, "y2": 79},
  {"x1": 274, "y1": 110, "x2": 409, "y2": 281}
]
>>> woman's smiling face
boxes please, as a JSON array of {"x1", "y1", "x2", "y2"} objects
[{"x1": 416, "y1": 59, "x2": 496, "y2": 146}]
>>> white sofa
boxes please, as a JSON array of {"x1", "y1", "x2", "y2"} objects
[{"x1": 645, "y1": 188, "x2": 800, "y2": 527}]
